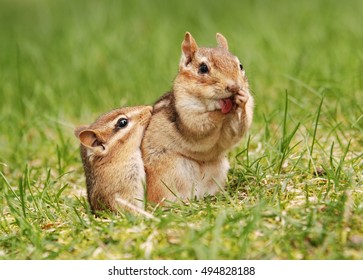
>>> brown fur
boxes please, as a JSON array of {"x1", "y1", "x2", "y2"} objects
[
  {"x1": 75, "y1": 106, "x2": 152, "y2": 213},
  {"x1": 142, "y1": 32, "x2": 254, "y2": 203}
]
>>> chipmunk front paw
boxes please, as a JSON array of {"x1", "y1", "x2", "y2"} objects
[{"x1": 235, "y1": 89, "x2": 249, "y2": 108}]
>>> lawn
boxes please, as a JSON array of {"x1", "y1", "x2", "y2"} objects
[{"x1": 0, "y1": 0, "x2": 362, "y2": 259}]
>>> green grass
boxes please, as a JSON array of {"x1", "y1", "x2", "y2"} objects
[{"x1": 0, "y1": 0, "x2": 362, "y2": 259}]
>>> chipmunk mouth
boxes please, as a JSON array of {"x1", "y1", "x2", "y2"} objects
[{"x1": 218, "y1": 97, "x2": 234, "y2": 114}]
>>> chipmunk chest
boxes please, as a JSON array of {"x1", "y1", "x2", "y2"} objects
[{"x1": 100, "y1": 151, "x2": 144, "y2": 183}]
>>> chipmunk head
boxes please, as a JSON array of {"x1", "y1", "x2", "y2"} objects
[
  {"x1": 175, "y1": 32, "x2": 249, "y2": 114},
  {"x1": 74, "y1": 106, "x2": 152, "y2": 162}
]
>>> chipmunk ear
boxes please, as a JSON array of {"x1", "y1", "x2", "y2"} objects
[
  {"x1": 74, "y1": 125, "x2": 88, "y2": 138},
  {"x1": 180, "y1": 32, "x2": 198, "y2": 67},
  {"x1": 77, "y1": 129, "x2": 105, "y2": 150},
  {"x1": 216, "y1": 33, "x2": 229, "y2": 50}
]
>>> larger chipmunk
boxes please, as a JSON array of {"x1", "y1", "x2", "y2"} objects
[
  {"x1": 142, "y1": 32, "x2": 254, "y2": 203},
  {"x1": 75, "y1": 106, "x2": 152, "y2": 213}
]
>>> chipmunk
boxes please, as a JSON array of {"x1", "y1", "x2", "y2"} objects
[
  {"x1": 74, "y1": 105, "x2": 152, "y2": 213},
  {"x1": 142, "y1": 32, "x2": 254, "y2": 203}
]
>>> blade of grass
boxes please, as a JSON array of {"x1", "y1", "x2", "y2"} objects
[{"x1": 308, "y1": 94, "x2": 325, "y2": 171}]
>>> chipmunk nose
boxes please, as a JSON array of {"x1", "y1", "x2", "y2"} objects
[
  {"x1": 146, "y1": 105, "x2": 153, "y2": 115},
  {"x1": 226, "y1": 84, "x2": 241, "y2": 95},
  {"x1": 142, "y1": 106, "x2": 153, "y2": 118}
]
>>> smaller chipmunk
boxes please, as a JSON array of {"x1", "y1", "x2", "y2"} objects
[{"x1": 74, "y1": 105, "x2": 152, "y2": 213}]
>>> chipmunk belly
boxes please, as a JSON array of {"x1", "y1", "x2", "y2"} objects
[
  {"x1": 145, "y1": 151, "x2": 229, "y2": 202},
  {"x1": 193, "y1": 157, "x2": 230, "y2": 198},
  {"x1": 170, "y1": 155, "x2": 230, "y2": 200}
]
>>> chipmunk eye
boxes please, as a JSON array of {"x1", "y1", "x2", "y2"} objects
[
  {"x1": 239, "y1": 64, "x2": 244, "y2": 71},
  {"x1": 116, "y1": 118, "x2": 128, "y2": 129},
  {"x1": 198, "y1": 62, "x2": 209, "y2": 74}
]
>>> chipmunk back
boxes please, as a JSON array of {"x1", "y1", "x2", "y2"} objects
[
  {"x1": 75, "y1": 105, "x2": 152, "y2": 213},
  {"x1": 142, "y1": 32, "x2": 254, "y2": 203}
]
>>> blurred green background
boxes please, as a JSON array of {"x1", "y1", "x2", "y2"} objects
[{"x1": 1, "y1": 0, "x2": 362, "y2": 166}]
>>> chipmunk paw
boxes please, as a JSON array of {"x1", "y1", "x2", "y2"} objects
[{"x1": 235, "y1": 90, "x2": 249, "y2": 107}]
